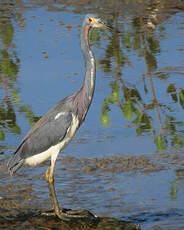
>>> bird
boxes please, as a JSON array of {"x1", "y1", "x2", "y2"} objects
[{"x1": 7, "y1": 14, "x2": 111, "y2": 219}]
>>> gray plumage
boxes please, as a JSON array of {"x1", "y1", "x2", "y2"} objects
[
  {"x1": 8, "y1": 85, "x2": 92, "y2": 174},
  {"x1": 8, "y1": 96, "x2": 74, "y2": 174},
  {"x1": 7, "y1": 14, "x2": 105, "y2": 175},
  {"x1": 7, "y1": 13, "x2": 111, "y2": 220}
]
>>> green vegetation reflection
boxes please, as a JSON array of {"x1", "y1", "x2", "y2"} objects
[
  {"x1": 0, "y1": 4, "x2": 36, "y2": 145},
  {"x1": 91, "y1": 13, "x2": 184, "y2": 151}
]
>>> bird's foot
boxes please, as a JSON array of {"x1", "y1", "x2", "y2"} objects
[
  {"x1": 41, "y1": 209, "x2": 56, "y2": 217},
  {"x1": 57, "y1": 208, "x2": 97, "y2": 221},
  {"x1": 42, "y1": 208, "x2": 96, "y2": 221}
]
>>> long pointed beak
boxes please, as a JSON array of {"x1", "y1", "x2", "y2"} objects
[{"x1": 102, "y1": 24, "x2": 113, "y2": 30}]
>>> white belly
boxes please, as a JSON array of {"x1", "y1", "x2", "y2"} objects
[
  {"x1": 24, "y1": 114, "x2": 79, "y2": 166},
  {"x1": 25, "y1": 143, "x2": 62, "y2": 166}
]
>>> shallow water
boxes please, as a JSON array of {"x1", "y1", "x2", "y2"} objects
[{"x1": 0, "y1": 0, "x2": 184, "y2": 229}]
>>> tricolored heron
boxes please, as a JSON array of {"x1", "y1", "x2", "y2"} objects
[{"x1": 7, "y1": 14, "x2": 111, "y2": 219}]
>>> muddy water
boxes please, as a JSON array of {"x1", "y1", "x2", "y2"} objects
[{"x1": 0, "y1": 0, "x2": 184, "y2": 229}]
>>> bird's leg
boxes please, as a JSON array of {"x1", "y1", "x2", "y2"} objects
[
  {"x1": 45, "y1": 153, "x2": 63, "y2": 218},
  {"x1": 44, "y1": 154, "x2": 96, "y2": 220},
  {"x1": 45, "y1": 167, "x2": 60, "y2": 216}
]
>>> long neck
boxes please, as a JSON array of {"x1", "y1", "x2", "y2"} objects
[
  {"x1": 80, "y1": 23, "x2": 96, "y2": 100},
  {"x1": 72, "y1": 23, "x2": 96, "y2": 124}
]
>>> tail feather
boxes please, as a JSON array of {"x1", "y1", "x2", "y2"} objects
[{"x1": 7, "y1": 153, "x2": 24, "y2": 175}]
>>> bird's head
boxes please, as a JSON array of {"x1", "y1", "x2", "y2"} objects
[{"x1": 84, "y1": 14, "x2": 112, "y2": 30}]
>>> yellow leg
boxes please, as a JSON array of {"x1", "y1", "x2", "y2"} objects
[
  {"x1": 45, "y1": 153, "x2": 56, "y2": 183},
  {"x1": 45, "y1": 152, "x2": 62, "y2": 217},
  {"x1": 45, "y1": 152, "x2": 95, "y2": 220}
]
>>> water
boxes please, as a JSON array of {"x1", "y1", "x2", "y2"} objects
[{"x1": 0, "y1": 1, "x2": 184, "y2": 229}]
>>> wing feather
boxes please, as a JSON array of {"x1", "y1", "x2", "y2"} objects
[
  {"x1": 20, "y1": 111, "x2": 72, "y2": 158},
  {"x1": 8, "y1": 96, "x2": 74, "y2": 174}
]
